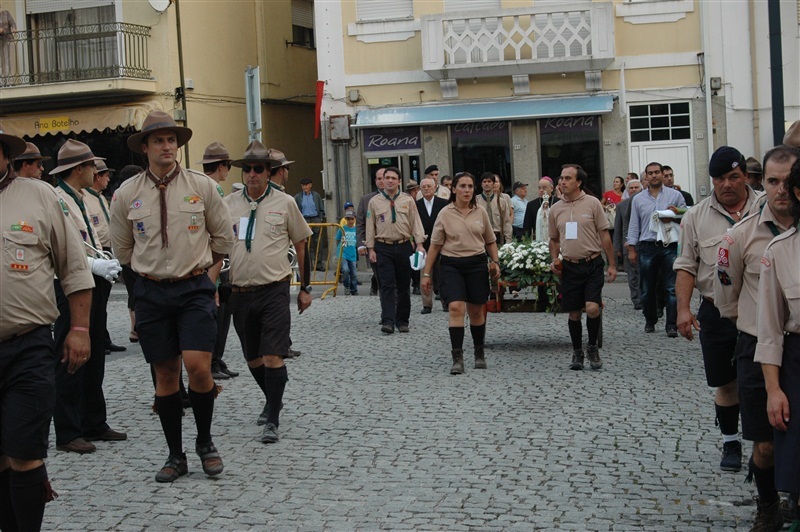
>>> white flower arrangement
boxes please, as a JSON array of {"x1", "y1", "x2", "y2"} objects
[{"x1": 497, "y1": 239, "x2": 559, "y2": 310}]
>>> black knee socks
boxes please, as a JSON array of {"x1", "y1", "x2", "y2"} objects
[
  {"x1": 188, "y1": 387, "x2": 216, "y2": 446},
  {"x1": 469, "y1": 324, "x2": 486, "y2": 347},
  {"x1": 715, "y1": 403, "x2": 740, "y2": 437},
  {"x1": 748, "y1": 456, "x2": 778, "y2": 504},
  {"x1": 265, "y1": 366, "x2": 288, "y2": 427},
  {"x1": 568, "y1": 319, "x2": 582, "y2": 350},
  {"x1": 154, "y1": 391, "x2": 184, "y2": 456},
  {"x1": 0, "y1": 468, "x2": 15, "y2": 531},
  {"x1": 586, "y1": 315, "x2": 601, "y2": 346},
  {"x1": 449, "y1": 327, "x2": 465, "y2": 350},
  {"x1": 8, "y1": 464, "x2": 49, "y2": 532},
  {"x1": 249, "y1": 365, "x2": 268, "y2": 399}
]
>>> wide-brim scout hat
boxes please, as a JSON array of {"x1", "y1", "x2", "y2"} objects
[
  {"x1": 126, "y1": 110, "x2": 192, "y2": 153},
  {"x1": 784, "y1": 120, "x2": 800, "y2": 149},
  {"x1": 96, "y1": 160, "x2": 114, "y2": 174},
  {"x1": 197, "y1": 142, "x2": 231, "y2": 164},
  {"x1": 231, "y1": 140, "x2": 279, "y2": 168},
  {"x1": 15, "y1": 142, "x2": 51, "y2": 162},
  {"x1": 49, "y1": 139, "x2": 105, "y2": 175},
  {"x1": 0, "y1": 128, "x2": 27, "y2": 160},
  {"x1": 267, "y1": 148, "x2": 294, "y2": 168}
]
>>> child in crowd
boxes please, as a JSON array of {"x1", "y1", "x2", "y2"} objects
[{"x1": 337, "y1": 209, "x2": 359, "y2": 295}]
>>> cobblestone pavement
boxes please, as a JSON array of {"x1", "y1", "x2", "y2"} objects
[{"x1": 43, "y1": 276, "x2": 759, "y2": 530}]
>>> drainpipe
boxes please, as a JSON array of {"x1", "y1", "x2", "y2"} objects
[
  {"x1": 699, "y1": 0, "x2": 714, "y2": 165},
  {"x1": 767, "y1": 0, "x2": 785, "y2": 145},
  {"x1": 175, "y1": 0, "x2": 189, "y2": 164},
  {"x1": 748, "y1": 0, "x2": 760, "y2": 156}
]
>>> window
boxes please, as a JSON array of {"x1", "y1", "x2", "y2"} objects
[
  {"x1": 629, "y1": 103, "x2": 691, "y2": 143},
  {"x1": 451, "y1": 121, "x2": 511, "y2": 189},
  {"x1": 444, "y1": 0, "x2": 499, "y2": 11},
  {"x1": 357, "y1": 0, "x2": 413, "y2": 22},
  {"x1": 539, "y1": 116, "x2": 602, "y2": 197},
  {"x1": 291, "y1": 0, "x2": 315, "y2": 48}
]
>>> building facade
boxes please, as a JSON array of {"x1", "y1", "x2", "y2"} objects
[
  {"x1": 0, "y1": 0, "x2": 321, "y2": 196},
  {"x1": 316, "y1": 0, "x2": 799, "y2": 218}
]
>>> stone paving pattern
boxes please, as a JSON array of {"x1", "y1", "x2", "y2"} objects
[{"x1": 42, "y1": 277, "x2": 758, "y2": 530}]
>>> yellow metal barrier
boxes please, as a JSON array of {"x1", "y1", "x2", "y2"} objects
[{"x1": 290, "y1": 222, "x2": 344, "y2": 299}]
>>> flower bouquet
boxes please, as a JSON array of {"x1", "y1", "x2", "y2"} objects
[{"x1": 495, "y1": 239, "x2": 559, "y2": 312}]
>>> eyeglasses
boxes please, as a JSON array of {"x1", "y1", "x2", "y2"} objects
[{"x1": 242, "y1": 164, "x2": 267, "y2": 174}]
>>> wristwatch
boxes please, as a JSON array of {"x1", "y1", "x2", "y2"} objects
[{"x1": 300, "y1": 285, "x2": 312, "y2": 293}]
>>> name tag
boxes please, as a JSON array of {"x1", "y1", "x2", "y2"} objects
[
  {"x1": 238, "y1": 216, "x2": 253, "y2": 240},
  {"x1": 565, "y1": 221, "x2": 578, "y2": 240}
]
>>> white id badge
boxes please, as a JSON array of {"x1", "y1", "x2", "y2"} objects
[
  {"x1": 238, "y1": 217, "x2": 252, "y2": 240},
  {"x1": 565, "y1": 221, "x2": 578, "y2": 240}
]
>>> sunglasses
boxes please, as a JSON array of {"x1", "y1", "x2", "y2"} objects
[
  {"x1": 242, "y1": 164, "x2": 267, "y2": 174},
  {"x1": 221, "y1": 161, "x2": 232, "y2": 169}
]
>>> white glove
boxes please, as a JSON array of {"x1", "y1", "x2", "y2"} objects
[{"x1": 88, "y1": 257, "x2": 122, "y2": 281}]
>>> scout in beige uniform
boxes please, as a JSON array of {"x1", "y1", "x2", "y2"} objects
[
  {"x1": 714, "y1": 145, "x2": 799, "y2": 529},
  {"x1": 0, "y1": 130, "x2": 94, "y2": 532},
  {"x1": 755, "y1": 159, "x2": 800, "y2": 527},
  {"x1": 50, "y1": 140, "x2": 125, "y2": 455},
  {"x1": 421, "y1": 172, "x2": 499, "y2": 374},
  {"x1": 674, "y1": 146, "x2": 762, "y2": 473},
  {"x1": 12, "y1": 142, "x2": 50, "y2": 179},
  {"x1": 548, "y1": 164, "x2": 616, "y2": 371},
  {"x1": 226, "y1": 141, "x2": 312, "y2": 444},
  {"x1": 476, "y1": 172, "x2": 512, "y2": 246},
  {"x1": 109, "y1": 111, "x2": 234, "y2": 483},
  {"x1": 366, "y1": 166, "x2": 425, "y2": 334}
]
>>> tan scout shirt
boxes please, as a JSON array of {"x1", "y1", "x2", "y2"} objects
[
  {"x1": 109, "y1": 166, "x2": 234, "y2": 279},
  {"x1": 674, "y1": 188, "x2": 761, "y2": 297},
  {"x1": 431, "y1": 204, "x2": 496, "y2": 258},
  {"x1": 435, "y1": 185, "x2": 451, "y2": 201},
  {"x1": 754, "y1": 227, "x2": 800, "y2": 366},
  {"x1": 84, "y1": 189, "x2": 111, "y2": 249},
  {"x1": 226, "y1": 188, "x2": 312, "y2": 286},
  {"x1": 54, "y1": 181, "x2": 101, "y2": 258},
  {"x1": 714, "y1": 202, "x2": 791, "y2": 336},
  {"x1": 1, "y1": 178, "x2": 94, "y2": 341},
  {"x1": 476, "y1": 193, "x2": 513, "y2": 244},
  {"x1": 547, "y1": 191, "x2": 608, "y2": 261},
  {"x1": 365, "y1": 192, "x2": 425, "y2": 249}
]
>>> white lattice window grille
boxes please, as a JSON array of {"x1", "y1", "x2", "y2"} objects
[
  {"x1": 629, "y1": 102, "x2": 691, "y2": 142},
  {"x1": 442, "y1": 9, "x2": 592, "y2": 66},
  {"x1": 357, "y1": 0, "x2": 413, "y2": 22}
]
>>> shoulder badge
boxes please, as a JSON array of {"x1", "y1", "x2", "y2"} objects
[
  {"x1": 760, "y1": 256, "x2": 771, "y2": 268},
  {"x1": 717, "y1": 247, "x2": 729, "y2": 267},
  {"x1": 717, "y1": 269, "x2": 732, "y2": 286},
  {"x1": 58, "y1": 198, "x2": 70, "y2": 216},
  {"x1": 217, "y1": 184, "x2": 224, "y2": 198}
]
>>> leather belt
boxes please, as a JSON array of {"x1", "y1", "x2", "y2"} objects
[
  {"x1": 376, "y1": 238, "x2": 409, "y2": 245},
  {"x1": 638, "y1": 240, "x2": 675, "y2": 247},
  {"x1": 563, "y1": 253, "x2": 600, "y2": 265},
  {"x1": 231, "y1": 275, "x2": 291, "y2": 293},
  {"x1": 140, "y1": 268, "x2": 207, "y2": 283},
  {"x1": 0, "y1": 324, "x2": 41, "y2": 344}
]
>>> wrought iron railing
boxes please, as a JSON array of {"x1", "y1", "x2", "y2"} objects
[{"x1": 0, "y1": 22, "x2": 150, "y2": 87}]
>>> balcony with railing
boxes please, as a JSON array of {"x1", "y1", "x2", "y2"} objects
[
  {"x1": 421, "y1": 2, "x2": 615, "y2": 80},
  {"x1": 0, "y1": 22, "x2": 153, "y2": 95}
]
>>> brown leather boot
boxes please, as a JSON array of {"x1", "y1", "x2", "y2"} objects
[
  {"x1": 474, "y1": 345, "x2": 487, "y2": 369},
  {"x1": 450, "y1": 349, "x2": 464, "y2": 375}
]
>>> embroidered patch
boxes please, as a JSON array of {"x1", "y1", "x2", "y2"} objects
[
  {"x1": 232, "y1": 223, "x2": 238, "y2": 235},
  {"x1": 80, "y1": 230, "x2": 88, "y2": 242},
  {"x1": 184, "y1": 195, "x2": 203, "y2": 204},
  {"x1": 717, "y1": 269, "x2": 732, "y2": 286},
  {"x1": 723, "y1": 234, "x2": 734, "y2": 244},
  {"x1": 761, "y1": 256, "x2": 771, "y2": 268},
  {"x1": 58, "y1": 198, "x2": 70, "y2": 216},
  {"x1": 190, "y1": 215, "x2": 198, "y2": 225},
  {"x1": 10, "y1": 222, "x2": 33, "y2": 232},
  {"x1": 188, "y1": 225, "x2": 199, "y2": 231},
  {"x1": 216, "y1": 185, "x2": 224, "y2": 197},
  {"x1": 378, "y1": 214, "x2": 385, "y2": 223},
  {"x1": 132, "y1": 200, "x2": 142, "y2": 209},
  {"x1": 15, "y1": 248, "x2": 24, "y2": 261},
  {"x1": 112, "y1": 192, "x2": 117, "y2": 202},
  {"x1": 136, "y1": 221, "x2": 146, "y2": 237},
  {"x1": 10, "y1": 263, "x2": 29, "y2": 271},
  {"x1": 92, "y1": 215, "x2": 100, "y2": 225},
  {"x1": 717, "y1": 247, "x2": 729, "y2": 267}
]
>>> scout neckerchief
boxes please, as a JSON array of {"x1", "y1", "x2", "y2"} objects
[
  {"x1": 380, "y1": 189, "x2": 401, "y2": 223},
  {"x1": 57, "y1": 178, "x2": 98, "y2": 250},
  {"x1": 146, "y1": 164, "x2": 182, "y2": 248},
  {"x1": 85, "y1": 187, "x2": 110, "y2": 222},
  {"x1": 243, "y1": 181, "x2": 276, "y2": 252},
  {"x1": 0, "y1": 168, "x2": 15, "y2": 194},
  {"x1": 759, "y1": 201, "x2": 783, "y2": 237}
]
